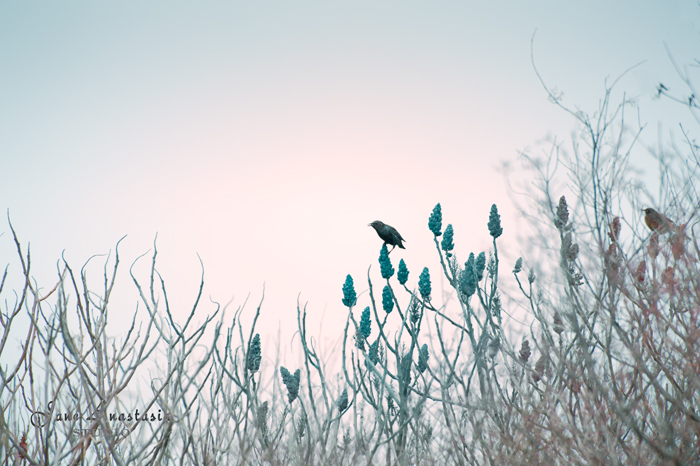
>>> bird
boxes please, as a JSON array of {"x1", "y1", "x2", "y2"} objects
[
  {"x1": 369, "y1": 220, "x2": 406, "y2": 253},
  {"x1": 643, "y1": 208, "x2": 676, "y2": 235}
]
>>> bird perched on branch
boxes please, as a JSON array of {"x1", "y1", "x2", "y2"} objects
[
  {"x1": 369, "y1": 220, "x2": 405, "y2": 253},
  {"x1": 643, "y1": 208, "x2": 677, "y2": 235}
]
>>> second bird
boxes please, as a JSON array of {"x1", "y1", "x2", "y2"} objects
[
  {"x1": 643, "y1": 208, "x2": 676, "y2": 235},
  {"x1": 369, "y1": 220, "x2": 406, "y2": 253}
]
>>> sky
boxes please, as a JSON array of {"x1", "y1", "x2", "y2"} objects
[{"x1": 1, "y1": 1, "x2": 698, "y2": 367}]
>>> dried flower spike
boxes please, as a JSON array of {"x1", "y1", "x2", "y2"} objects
[
  {"x1": 555, "y1": 196, "x2": 569, "y2": 229},
  {"x1": 519, "y1": 340, "x2": 531, "y2": 363}
]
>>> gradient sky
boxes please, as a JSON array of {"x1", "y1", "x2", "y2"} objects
[{"x1": 1, "y1": 1, "x2": 698, "y2": 363}]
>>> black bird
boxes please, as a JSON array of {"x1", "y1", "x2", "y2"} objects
[{"x1": 369, "y1": 220, "x2": 406, "y2": 253}]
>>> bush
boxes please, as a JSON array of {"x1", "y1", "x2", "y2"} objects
[{"x1": 2, "y1": 62, "x2": 699, "y2": 466}]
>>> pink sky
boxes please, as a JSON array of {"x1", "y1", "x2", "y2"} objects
[{"x1": 1, "y1": 1, "x2": 698, "y2": 366}]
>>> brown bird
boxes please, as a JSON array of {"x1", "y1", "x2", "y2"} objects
[
  {"x1": 643, "y1": 208, "x2": 676, "y2": 234},
  {"x1": 369, "y1": 220, "x2": 406, "y2": 253}
]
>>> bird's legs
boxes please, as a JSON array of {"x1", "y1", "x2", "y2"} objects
[{"x1": 387, "y1": 243, "x2": 396, "y2": 254}]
